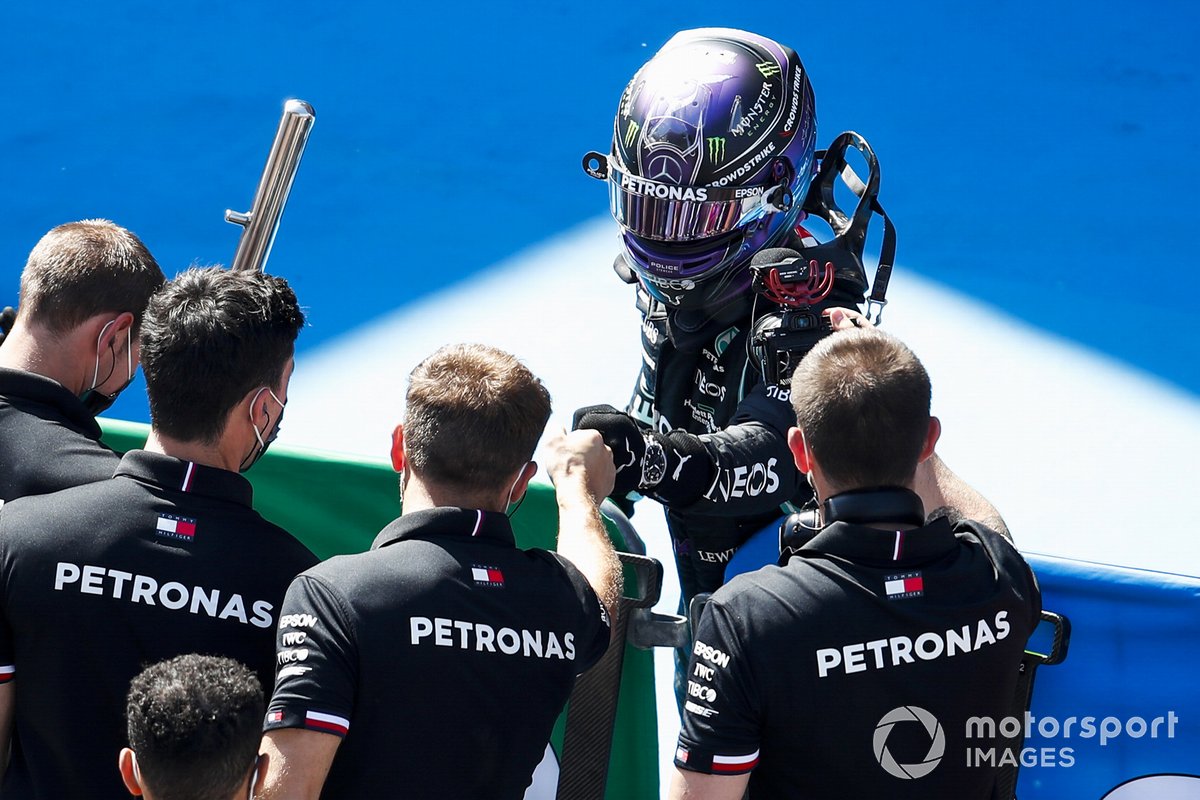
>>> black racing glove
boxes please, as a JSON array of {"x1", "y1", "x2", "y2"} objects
[
  {"x1": 572, "y1": 404, "x2": 713, "y2": 507},
  {"x1": 0, "y1": 307, "x2": 15, "y2": 348},
  {"x1": 572, "y1": 404, "x2": 645, "y2": 495}
]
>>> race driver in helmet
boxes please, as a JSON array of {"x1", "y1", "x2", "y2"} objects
[{"x1": 574, "y1": 28, "x2": 883, "y2": 637}]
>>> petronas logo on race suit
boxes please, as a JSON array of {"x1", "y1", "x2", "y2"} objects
[{"x1": 714, "y1": 326, "x2": 739, "y2": 356}]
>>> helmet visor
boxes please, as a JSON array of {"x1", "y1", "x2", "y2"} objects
[{"x1": 585, "y1": 154, "x2": 790, "y2": 243}]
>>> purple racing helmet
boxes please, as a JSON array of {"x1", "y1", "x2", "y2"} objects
[{"x1": 583, "y1": 28, "x2": 817, "y2": 310}]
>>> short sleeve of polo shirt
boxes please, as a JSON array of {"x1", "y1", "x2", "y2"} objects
[
  {"x1": 674, "y1": 598, "x2": 762, "y2": 776},
  {"x1": 544, "y1": 550, "x2": 611, "y2": 674},
  {"x1": 263, "y1": 574, "x2": 357, "y2": 738}
]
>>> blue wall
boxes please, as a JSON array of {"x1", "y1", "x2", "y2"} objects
[{"x1": 2, "y1": 1, "x2": 1197, "y2": 423}]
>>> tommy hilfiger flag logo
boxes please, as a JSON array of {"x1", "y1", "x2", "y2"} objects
[
  {"x1": 471, "y1": 565, "x2": 505, "y2": 587},
  {"x1": 155, "y1": 513, "x2": 197, "y2": 541},
  {"x1": 267, "y1": 710, "x2": 284, "y2": 723},
  {"x1": 885, "y1": 571, "x2": 924, "y2": 599}
]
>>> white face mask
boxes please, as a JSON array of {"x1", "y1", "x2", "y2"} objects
[
  {"x1": 239, "y1": 387, "x2": 286, "y2": 473},
  {"x1": 79, "y1": 319, "x2": 133, "y2": 415}
]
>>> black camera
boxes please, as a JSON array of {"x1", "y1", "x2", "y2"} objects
[{"x1": 748, "y1": 250, "x2": 834, "y2": 386}]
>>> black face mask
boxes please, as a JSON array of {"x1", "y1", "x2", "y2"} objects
[
  {"x1": 79, "y1": 322, "x2": 133, "y2": 416},
  {"x1": 239, "y1": 387, "x2": 286, "y2": 473}
]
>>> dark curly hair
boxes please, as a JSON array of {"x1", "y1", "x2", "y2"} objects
[{"x1": 125, "y1": 654, "x2": 263, "y2": 800}]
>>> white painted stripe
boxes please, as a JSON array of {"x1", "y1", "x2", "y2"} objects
[
  {"x1": 470, "y1": 509, "x2": 483, "y2": 537},
  {"x1": 713, "y1": 750, "x2": 760, "y2": 766},
  {"x1": 181, "y1": 461, "x2": 195, "y2": 491},
  {"x1": 305, "y1": 710, "x2": 350, "y2": 728},
  {"x1": 893, "y1": 531, "x2": 902, "y2": 561}
]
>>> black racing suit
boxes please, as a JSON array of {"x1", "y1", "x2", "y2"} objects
[{"x1": 626, "y1": 232, "x2": 864, "y2": 606}]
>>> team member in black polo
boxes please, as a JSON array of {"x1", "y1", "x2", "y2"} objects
[
  {"x1": 260, "y1": 344, "x2": 622, "y2": 800},
  {"x1": 672, "y1": 326, "x2": 1041, "y2": 799},
  {"x1": 0, "y1": 220, "x2": 164, "y2": 503},
  {"x1": 0, "y1": 267, "x2": 317, "y2": 799}
]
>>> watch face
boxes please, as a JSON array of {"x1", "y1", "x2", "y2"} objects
[{"x1": 641, "y1": 439, "x2": 667, "y2": 488}]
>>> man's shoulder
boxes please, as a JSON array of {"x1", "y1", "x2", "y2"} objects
[
  {"x1": 235, "y1": 511, "x2": 318, "y2": 569},
  {"x1": 709, "y1": 562, "x2": 819, "y2": 617},
  {"x1": 0, "y1": 371, "x2": 105, "y2": 440},
  {"x1": 0, "y1": 478, "x2": 119, "y2": 531},
  {"x1": 952, "y1": 520, "x2": 1035, "y2": 576},
  {"x1": 0, "y1": 419, "x2": 116, "y2": 502}
]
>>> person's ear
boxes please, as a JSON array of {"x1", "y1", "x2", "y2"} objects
[
  {"x1": 507, "y1": 461, "x2": 537, "y2": 506},
  {"x1": 119, "y1": 748, "x2": 143, "y2": 796},
  {"x1": 919, "y1": 416, "x2": 941, "y2": 462},
  {"x1": 241, "y1": 387, "x2": 275, "y2": 425},
  {"x1": 787, "y1": 427, "x2": 812, "y2": 474},
  {"x1": 390, "y1": 424, "x2": 405, "y2": 473},
  {"x1": 96, "y1": 312, "x2": 136, "y2": 352}
]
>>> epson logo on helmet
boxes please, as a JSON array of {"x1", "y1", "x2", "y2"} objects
[
  {"x1": 621, "y1": 173, "x2": 709, "y2": 202},
  {"x1": 644, "y1": 274, "x2": 696, "y2": 291}
]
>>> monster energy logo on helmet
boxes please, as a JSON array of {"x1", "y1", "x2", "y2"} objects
[
  {"x1": 624, "y1": 120, "x2": 641, "y2": 149},
  {"x1": 707, "y1": 137, "x2": 727, "y2": 162},
  {"x1": 755, "y1": 61, "x2": 782, "y2": 78}
]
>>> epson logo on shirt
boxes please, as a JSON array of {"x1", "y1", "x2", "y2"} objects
[
  {"x1": 693, "y1": 639, "x2": 731, "y2": 669},
  {"x1": 410, "y1": 616, "x2": 577, "y2": 661},
  {"x1": 53, "y1": 561, "x2": 274, "y2": 628}
]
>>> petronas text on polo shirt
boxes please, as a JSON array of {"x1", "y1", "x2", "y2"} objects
[
  {"x1": 54, "y1": 561, "x2": 273, "y2": 627},
  {"x1": 410, "y1": 616, "x2": 576, "y2": 660},
  {"x1": 816, "y1": 611, "x2": 1011, "y2": 678}
]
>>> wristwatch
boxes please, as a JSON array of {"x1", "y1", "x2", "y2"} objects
[{"x1": 640, "y1": 435, "x2": 667, "y2": 490}]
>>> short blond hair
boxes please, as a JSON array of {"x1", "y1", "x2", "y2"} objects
[
  {"x1": 19, "y1": 219, "x2": 164, "y2": 333},
  {"x1": 405, "y1": 344, "x2": 552, "y2": 493},
  {"x1": 790, "y1": 328, "x2": 931, "y2": 489}
]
